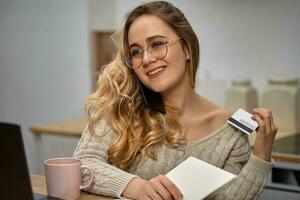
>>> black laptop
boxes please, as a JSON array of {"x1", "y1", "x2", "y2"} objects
[{"x1": 0, "y1": 122, "x2": 61, "y2": 200}]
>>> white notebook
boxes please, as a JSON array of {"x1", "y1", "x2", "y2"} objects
[{"x1": 166, "y1": 157, "x2": 236, "y2": 200}]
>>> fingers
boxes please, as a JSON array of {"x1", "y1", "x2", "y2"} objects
[
  {"x1": 122, "y1": 176, "x2": 182, "y2": 200},
  {"x1": 252, "y1": 108, "x2": 277, "y2": 137},
  {"x1": 150, "y1": 177, "x2": 171, "y2": 200},
  {"x1": 251, "y1": 108, "x2": 278, "y2": 161},
  {"x1": 145, "y1": 182, "x2": 163, "y2": 200},
  {"x1": 270, "y1": 114, "x2": 278, "y2": 133},
  {"x1": 150, "y1": 175, "x2": 183, "y2": 200},
  {"x1": 252, "y1": 114, "x2": 265, "y2": 134},
  {"x1": 122, "y1": 177, "x2": 158, "y2": 200}
]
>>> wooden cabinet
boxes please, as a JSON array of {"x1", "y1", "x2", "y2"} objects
[{"x1": 90, "y1": 31, "x2": 118, "y2": 90}]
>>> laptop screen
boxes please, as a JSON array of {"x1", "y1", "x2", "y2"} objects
[
  {"x1": 0, "y1": 122, "x2": 61, "y2": 200},
  {"x1": 0, "y1": 122, "x2": 35, "y2": 200}
]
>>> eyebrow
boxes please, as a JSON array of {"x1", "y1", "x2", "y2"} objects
[{"x1": 128, "y1": 35, "x2": 167, "y2": 49}]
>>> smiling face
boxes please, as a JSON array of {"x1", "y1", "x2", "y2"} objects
[{"x1": 127, "y1": 15, "x2": 190, "y2": 94}]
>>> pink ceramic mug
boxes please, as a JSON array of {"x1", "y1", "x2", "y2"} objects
[{"x1": 44, "y1": 157, "x2": 94, "y2": 200}]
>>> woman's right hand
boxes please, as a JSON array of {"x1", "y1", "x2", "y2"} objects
[{"x1": 122, "y1": 175, "x2": 183, "y2": 200}]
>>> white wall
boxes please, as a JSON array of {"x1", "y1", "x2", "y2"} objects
[
  {"x1": 115, "y1": 0, "x2": 300, "y2": 106},
  {"x1": 88, "y1": 0, "x2": 116, "y2": 30},
  {"x1": 0, "y1": 0, "x2": 90, "y2": 173}
]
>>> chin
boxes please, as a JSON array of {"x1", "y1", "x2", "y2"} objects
[
  {"x1": 143, "y1": 76, "x2": 173, "y2": 93},
  {"x1": 148, "y1": 83, "x2": 170, "y2": 93},
  {"x1": 146, "y1": 85, "x2": 162, "y2": 93}
]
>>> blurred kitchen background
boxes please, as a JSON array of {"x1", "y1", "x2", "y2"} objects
[{"x1": 0, "y1": 0, "x2": 299, "y2": 199}]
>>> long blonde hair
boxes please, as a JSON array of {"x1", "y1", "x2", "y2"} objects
[{"x1": 86, "y1": 1, "x2": 200, "y2": 169}]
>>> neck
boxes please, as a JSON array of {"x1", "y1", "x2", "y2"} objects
[{"x1": 162, "y1": 81, "x2": 200, "y2": 118}]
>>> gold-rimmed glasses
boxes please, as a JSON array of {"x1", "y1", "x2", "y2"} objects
[{"x1": 125, "y1": 37, "x2": 181, "y2": 69}]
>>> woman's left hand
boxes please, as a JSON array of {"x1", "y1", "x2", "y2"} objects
[{"x1": 251, "y1": 108, "x2": 278, "y2": 162}]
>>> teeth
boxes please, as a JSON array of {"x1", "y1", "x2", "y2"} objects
[{"x1": 148, "y1": 67, "x2": 165, "y2": 76}]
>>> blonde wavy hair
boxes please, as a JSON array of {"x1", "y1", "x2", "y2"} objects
[{"x1": 85, "y1": 1, "x2": 200, "y2": 169}]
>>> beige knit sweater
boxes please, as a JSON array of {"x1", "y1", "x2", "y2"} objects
[{"x1": 73, "y1": 120, "x2": 273, "y2": 199}]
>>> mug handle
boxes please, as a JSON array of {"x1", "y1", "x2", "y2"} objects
[{"x1": 80, "y1": 164, "x2": 94, "y2": 190}]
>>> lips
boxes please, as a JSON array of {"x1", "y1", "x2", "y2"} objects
[{"x1": 146, "y1": 66, "x2": 166, "y2": 76}]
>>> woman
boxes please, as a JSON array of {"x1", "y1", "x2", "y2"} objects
[{"x1": 74, "y1": 1, "x2": 277, "y2": 200}]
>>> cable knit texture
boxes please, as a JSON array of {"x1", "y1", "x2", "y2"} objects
[{"x1": 73, "y1": 120, "x2": 273, "y2": 199}]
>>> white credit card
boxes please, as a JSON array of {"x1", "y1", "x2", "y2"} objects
[{"x1": 227, "y1": 108, "x2": 258, "y2": 134}]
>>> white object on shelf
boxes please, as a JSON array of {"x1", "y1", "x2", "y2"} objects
[
  {"x1": 225, "y1": 78, "x2": 258, "y2": 112},
  {"x1": 262, "y1": 77, "x2": 300, "y2": 131}
]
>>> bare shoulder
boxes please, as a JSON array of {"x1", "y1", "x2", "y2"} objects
[
  {"x1": 211, "y1": 108, "x2": 232, "y2": 125},
  {"x1": 199, "y1": 96, "x2": 232, "y2": 126}
]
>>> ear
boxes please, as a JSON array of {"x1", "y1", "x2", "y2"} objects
[{"x1": 183, "y1": 45, "x2": 190, "y2": 60}]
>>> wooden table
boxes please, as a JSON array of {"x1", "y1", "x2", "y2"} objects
[
  {"x1": 31, "y1": 174, "x2": 114, "y2": 200},
  {"x1": 30, "y1": 117, "x2": 300, "y2": 164}
]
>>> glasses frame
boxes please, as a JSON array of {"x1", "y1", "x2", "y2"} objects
[{"x1": 125, "y1": 37, "x2": 182, "y2": 69}]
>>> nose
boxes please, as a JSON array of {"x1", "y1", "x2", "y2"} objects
[{"x1": 142, "y1": 50, "x2": 157, "y2": 67}]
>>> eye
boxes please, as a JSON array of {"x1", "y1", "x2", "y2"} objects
[
  {"x1": 150, "y1": 40, "x2": 166, "y2": 49},
  {"x1": 130, "y1": 48, "x2": 143, "y2": 57}
]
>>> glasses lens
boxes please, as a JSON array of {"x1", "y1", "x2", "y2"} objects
[
  {"x1": 148, "y1": 40, "x2": 167, "y2": 59},
  {"x1": 128, "y1": 47, "x2": 143, "y2": 68}
]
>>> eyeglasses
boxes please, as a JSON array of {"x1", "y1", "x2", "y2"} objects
[{"x1": 125, "y1": 37, "x2": 181, "y2": 69}]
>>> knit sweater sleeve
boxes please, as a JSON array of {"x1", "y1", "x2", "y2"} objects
[
  {"x1": 210, "y1": 132, "x2": 274, "y2": 200},
  {"x1": 73, "y1": 120, "x2": 138, "y2": 198}
]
